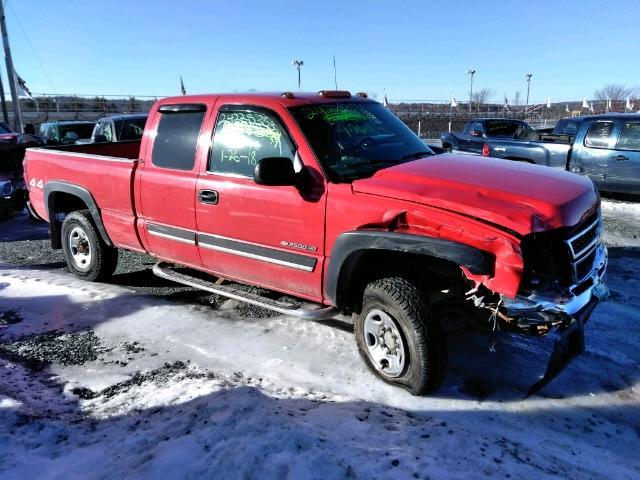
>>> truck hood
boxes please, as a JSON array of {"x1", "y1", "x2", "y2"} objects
[{"x1": 351, "y1": 154, "x2": 598, "y2": 235}]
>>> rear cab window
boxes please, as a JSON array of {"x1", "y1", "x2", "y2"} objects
[
  {"x1": 151, "y1": 104, "x2": 206, "y2": 171},
  {"x1": 584, "y1": 121, "x2": 614, "y2": 148},
  {"x1": 208, "y1": 106, "x2": 296, "y2": 177}
]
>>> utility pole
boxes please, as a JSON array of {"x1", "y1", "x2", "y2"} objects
[
  {"x1": 0, "y1": 70, "x2": 8, "y2": 124},
  {"x1": 292, "y1": 59, "x2": 304, "y2": 92},
  {"x1": 0, "y1": 1, "x2": 22, "y2": 132},
  {"x1": 525, "y1": 73, "x2": 532, "y2": 115},
  {"x1": 466, "y1": 69, "x2": 475, "y2": 113}
]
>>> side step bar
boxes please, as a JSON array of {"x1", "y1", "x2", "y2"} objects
[{"x1": 152, "y1": 262, "x2": 339, "y2": 321}]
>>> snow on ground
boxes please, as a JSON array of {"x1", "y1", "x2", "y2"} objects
[
  {"x1": 601, "y1": 198, "x2": 640, "y2": 247},
  {"x1": 0, "y1": 206, "x2": 639, "y2": 479}
]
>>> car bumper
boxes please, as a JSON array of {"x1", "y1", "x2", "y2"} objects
[{"x1": 501, "y1": 242, "x2": 608, "y2": 323}]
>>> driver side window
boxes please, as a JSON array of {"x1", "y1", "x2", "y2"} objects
[{"x1": 209, "y1": 108, "x2": 295, "y2": 177}]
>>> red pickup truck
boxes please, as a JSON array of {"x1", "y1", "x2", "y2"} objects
[{"x1": 24, "y1": 91, "x2": 607, "y2": 395}]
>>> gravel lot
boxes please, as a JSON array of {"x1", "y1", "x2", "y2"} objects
[{"x1": 0, "y1": 201, "x2": 639, "y2": 480}]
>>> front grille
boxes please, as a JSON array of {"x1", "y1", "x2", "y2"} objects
[
  {"x1": 565, "y1": 214, "x2": 601, "y2": 283},
  {"x1": 574, "y1": 248, "x2": 597, "y2": 281},
  {"x1": 566, "y1": 218, "x2": 600, "y2": 258},
  {"x1": 519, "y1": 210, "x2": 601, "y2": 294}
]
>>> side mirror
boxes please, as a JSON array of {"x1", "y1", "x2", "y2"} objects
[
  {"x1": 470, "y1": 129, "x2": 482, "y2": 137},
  {"x1": 254, "y1": 157, "x2": 297, "y2": 186},
  {"x1": 93, "y1": 134, "x2": 108, "y2": 143}
]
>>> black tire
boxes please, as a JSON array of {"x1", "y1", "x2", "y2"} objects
[
  {"x1": 353, "y1": 277, "x2": 446, "y2": 395},
  {"x1": 61, "y1": 210, "x2": 118, "y2": 282}
]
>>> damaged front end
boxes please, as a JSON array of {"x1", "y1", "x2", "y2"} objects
[{"x1": 498, "y1": 211, "x2": 608, "y2": 396}]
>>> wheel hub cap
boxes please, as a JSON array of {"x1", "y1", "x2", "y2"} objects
[
  {"x1": 363, "y1": 309, "x2": 406, "y2": 377},
  {"x1": 69, "y1": 226, "x2": 92, "y2": 270}
]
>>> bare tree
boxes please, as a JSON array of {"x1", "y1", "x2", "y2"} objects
[
  {"x1": 513, "y1": 91, "x2": 521, "y2": 109},
  {"x1": 594, "y1": 83, "x2": 634, "y2": 102},
  {"x1": 472, "y1": 88, "x2": 493, "y2": 111}
]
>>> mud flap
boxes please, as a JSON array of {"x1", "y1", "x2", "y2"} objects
[{"x1": 525, "y1": 298, "x2": 598, "y2": 398}]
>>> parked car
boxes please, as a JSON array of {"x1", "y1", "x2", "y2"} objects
[
  {"x1": 0, "y1": 172, "x2": 26, "y2": 220},
  {"x1": 91, "y1": 114, "x2": 147, "y2": 143},
  {"x1": 483, "y1": 114, "x2": 640, "y2": 195},
  {"x1": 39, "y1": 121, "x2": 96, "y2": 145},
  {"x1": 0, "y1": 121, "x2": 45, "y2": 219},
  {"x1": 24, "y1": 91, "x2": 607, "y2": 395},
  {"x1": 440, "y1": 118, "x2": 539, "y2": 154}
]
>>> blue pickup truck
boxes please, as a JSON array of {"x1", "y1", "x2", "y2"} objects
[
  {"x1": 482, "y1": 114, "x2": 640, "y2": 195},
  {"x1": 440, "y1": 118, "x2": 539, "y2": 155}
]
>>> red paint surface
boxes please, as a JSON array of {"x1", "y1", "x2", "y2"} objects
[{"x1": 24, "y1": 93, "x2": 599, "y2": 303}]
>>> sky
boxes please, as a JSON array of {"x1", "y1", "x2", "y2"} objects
[{"x1": 3, "y1": 0, "x2": 639, "y2": 103}]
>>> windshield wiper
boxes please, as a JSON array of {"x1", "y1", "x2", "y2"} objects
[{"x1": 399, "y1": 151, "x2": 433, "y2": 161}]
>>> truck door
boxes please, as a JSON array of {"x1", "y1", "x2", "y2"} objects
[
  {"x1": 571, "y1": 120, "x2": 614, "y2": 189},
  {"x1": 195, "y1": 104, "x2": 326, "y2": 302},
  {"x1": 467, "y1": 121, "x2": 485, "y2": 153},
  {"x1": 138, "y1": 103, "x2": 208, "y2": 269},
  {"x1": 605, "y1": 120, "x2": 640, "y2": 194}
]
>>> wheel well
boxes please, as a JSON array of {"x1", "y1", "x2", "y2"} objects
[
  {"x1": 336, "y1": 250, "x2": 470, "y2": 314},
  {"x1": 48, "y1": 192, "x2": 90, "y2": 249}
]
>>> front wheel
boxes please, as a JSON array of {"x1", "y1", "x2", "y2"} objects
[
  {"x1": 61, "y1": 210, "x2": 118, "y2": 281},
  {"x1": 353, "y1": 277, "x2": 446, "y2": 395}
]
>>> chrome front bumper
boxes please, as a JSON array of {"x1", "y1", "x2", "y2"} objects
[{"x1": 502, "y1": 242, "x2": 608, "y2": 318}]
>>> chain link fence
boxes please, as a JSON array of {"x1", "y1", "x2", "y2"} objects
[{"x1": 1, "y1": 94, "x2": 581, "y2": 135}]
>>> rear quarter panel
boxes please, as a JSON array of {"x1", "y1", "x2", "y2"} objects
[
  {"x1": 24, "y1": 148, "x2": 143, "y2": 251},
  {"x1": 488, "y1": 140, "x2": 570, "y2": 168}
]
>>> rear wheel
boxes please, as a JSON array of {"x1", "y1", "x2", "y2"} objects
[
  {"x1": 61, "y1": 210, "x2": 118, "y2": 281},
  {"x1": 353, "y1": 277, "x2": 446, "y2": 395}
]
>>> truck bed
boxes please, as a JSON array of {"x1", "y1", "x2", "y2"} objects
[
  {"x1": 24, "y1": 140, "x2": 143, "y2": 252},
  {"x1": 486, "y1": 138, "x2": 572, "y2": 168},
  {"x1": 42, "y1": 139, "x2": 141, "y2": 159}
]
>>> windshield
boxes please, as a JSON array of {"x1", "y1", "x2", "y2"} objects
[
  {"x1": 0, "y1": 122, "x2": 11, "y2": 134},
  {"x1": 484, "y1": 120, "x2": 538, "y2": 140},
  {"x1": 289, "y1": 102, "x2": 433, "y2": 181}
]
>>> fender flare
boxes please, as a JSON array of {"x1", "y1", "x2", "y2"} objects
[
  {"x1": 324, "y1": 230, "x2": 495, "y2": 306},
  {"x1": 44, "y1": 181, "x2": 113, "y2": 248}
]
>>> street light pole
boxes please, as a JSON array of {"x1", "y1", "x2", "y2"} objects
[
  {"x1": 292, "y1": 59, "x2": 304, "y2": 92},
  {"x1": 466, "y1": 69, "x2": 476, "y2": 113},
  {"x1": 525, "y1": 73, "x2": 532, "y2": 115}
]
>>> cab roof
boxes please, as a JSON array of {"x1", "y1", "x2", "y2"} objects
[{"x1": 156, "y1": 91, "x2": 376, "y2": 109}]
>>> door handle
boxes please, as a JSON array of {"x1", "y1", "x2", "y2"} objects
[
  {"x1": 613, "y1": 154, "x2": 629, "y2": 161},
  {"x1": 198, "y1": 189, "x2": 218, "y2": 205}
]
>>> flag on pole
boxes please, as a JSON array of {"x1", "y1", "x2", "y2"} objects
[
  {"x1": 14, "y1": 70, "x2": 35, "y2": 101},
  {"x1": 546, "y1": 96, "x2": 551, "y2": 109},
  {"x1": 503, "y1": 95, "x2": 509, "y2": 111},
  {"x1": 180, "y1": 76, "x2": 186, "y2": 95},
  {"x1": 565, "y1": 104, "x2": 570, "y2": 113},
  {"x1": 582, "y1": 97, "x2": 589, "y2": 109},
  {"x1": 589, "y1": 102, "x2": 594, "y2": 113},
  {"x1": 451, "y1": 94, "x2": 458, "y2": 108},
  {"x1": 626, "y1": 97, "x2": 634, "y2": 111},
  {"x1": 607, "y1": 99, "x2": 612, "y2": 111},
  {"x1": 383, "y1": 89, "x2": 388, "y2": 108}
]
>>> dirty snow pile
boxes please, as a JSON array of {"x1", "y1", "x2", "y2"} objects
[{"x1": 0, "y1": 203, "x2": 639, "y2": 479}]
